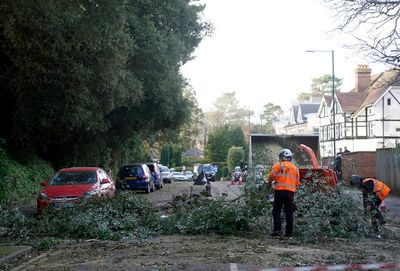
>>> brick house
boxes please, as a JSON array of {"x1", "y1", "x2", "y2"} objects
[{"x1": 318, "y1": 64, "x2": 400, "y2": 158}]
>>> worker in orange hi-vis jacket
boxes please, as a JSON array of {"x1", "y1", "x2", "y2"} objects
[
  {"x1": 350, "y1": 174, "x2": 391, "y2": 236},
  {"x1": 268, "y1": 149, "x2": 300, "y2": 238}
]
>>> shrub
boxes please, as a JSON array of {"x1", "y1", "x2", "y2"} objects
[
  {"x1": 227, "y1": 147, "x2": 244, "y2": 172},
  {"x1": 0, "y1": 144, "x2": 54, "y2": 205},
  {"x1": 222, "y1": 166, "x2": 229, "y2": 177}
]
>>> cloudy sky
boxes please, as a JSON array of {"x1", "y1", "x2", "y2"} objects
[{"x1": 180, "y1": 0, "x2": 388, "y2": 119}]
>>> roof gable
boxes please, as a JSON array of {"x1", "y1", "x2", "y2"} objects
[
  {"x1": 289, "y1": 105, "x2": 299, "y2": 124},
  {"x1": 336, "y1": 91, "x2": 368, "y2": 113},
  {"x1": 353, "y1": 69, "x2": 400, "y2": 115}
]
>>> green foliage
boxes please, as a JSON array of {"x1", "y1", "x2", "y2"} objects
[
  {"x1": 35, "y1": 192, "x2": 158, "y2": 239},
  {"x1": 163, "y1": 197, "x2": 249, "y2": 235},
  {"x1": 160, "y1": 144, "x2": 183, "y2": 167},
  {"x1": 0, "y1": 144, "x2": 54, "y2": 205},
  {"x1": 294, "y1": 182, "x2": 374, "y2": 241},
  {"x1": 311, "y1": 74, "x2": 343, "y2": 94},
  {"x1": 0, "y1": 0, "x2": 211, "y2": 169},
  {"x1": 160, "y1": 144, "x2": 173, "y2": 167},
  {"x1": 205, "y1": 92, "x2": 251, "y2": 128},
  {"x1": 0, "y1": 193, "x2": 159, "y2": 241},
  {"x1": 222, "y1": 166, "x2": 229, "y2": 177},
  {"x1": 297, "y1": 74, "x2": 343, "y2": 101},
  {"x1": 181, "y1": 157, "x2": 210, "y2": 167},
  {"x1": 260, "y1": 103, "x2": 283, "y2": 134},
  {"x1": 205, "y1": 126, "x2": 245, "y2": 162},
  {"x1": 34, "y1": 237, "x2": 57, "y2": 251},
  {"x1": 0, "y1": 172, "x2": 389, "y2": 244},
  {"x1": 227, "y1": 147, "x2": 244, "y2": 172}
]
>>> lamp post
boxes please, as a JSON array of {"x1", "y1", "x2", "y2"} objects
[{"x1": 306, "y1": 50, "x2": 336, "y2": 156}]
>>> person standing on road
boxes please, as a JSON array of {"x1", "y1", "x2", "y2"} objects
[
  {"x1": 268, "y1": 149, "x2": 300, "y2": 237},
  {"x1": 350, "y1": 174, "x2": 391, "y2": 234},
  {"x1": 333, "y1": 153, "x2": 342, "y2": 180}
]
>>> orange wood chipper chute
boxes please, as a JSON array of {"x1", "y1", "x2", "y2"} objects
[{"x1": 298, "y1": 144, "x2": 337, "y2": 187}]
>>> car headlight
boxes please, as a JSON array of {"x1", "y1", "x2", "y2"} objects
[{"x1": 38, "y1": 192, "x2": 48, "y2": 201}]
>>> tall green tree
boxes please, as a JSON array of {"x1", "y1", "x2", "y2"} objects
[
  {"x1": 227, "y1": 146, "x2": 244, "y2": 172},
  {"x1": 260, "y1": 103, "x2": 283, "y2": 134},
  {"x1": 0, "y1": 0, "x2": 211, "y2": 168},
  {"x1": 204, "y1": 92, "x2": 251, "y2": 129},
  {"x1": 297, "y1": 74, "x2": 342, "y2": 102},
  {"x1": 205, "y1": 126, "x2": 245, "y2": 162}
]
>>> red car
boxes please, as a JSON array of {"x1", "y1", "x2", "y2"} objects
[{"x1": 37, "y1": 167, "x2": 116, "y2": 214}]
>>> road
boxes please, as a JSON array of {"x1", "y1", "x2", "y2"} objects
[{"x1": 3, "y1": 180, "x2": 400, "y2": 271}]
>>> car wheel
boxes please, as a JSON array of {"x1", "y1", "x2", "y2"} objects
[{"x1": 145, "y1": 184, "x2": 151, "y2": 194}]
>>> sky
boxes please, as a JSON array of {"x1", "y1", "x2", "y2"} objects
[{"x1": 180, "y1": 0, "x2": 389, "y2": 120}]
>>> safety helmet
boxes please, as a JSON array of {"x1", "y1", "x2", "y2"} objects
[
  {"x1": 279, "y1": 149, "x2": 293, "y2": 161},
  {"x1": 350, "y1": 174, "x2": 362, "y2": 187}
]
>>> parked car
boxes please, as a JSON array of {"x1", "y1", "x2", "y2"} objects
[
  {"x1": 183, "y1": 170, "x2": 194, "y2": 181},
  {"x1": 116, "y1": 163, "x2": 155, "y2": 193},
  {"x1": 197, "y1": 164, "x2": 216, "y2": 182},
  {"x1": 172, "y1": 171, "x2": 187, "y2": 181},
  {"x1": 37, "y1": 167, "x2": 115, "y2": 214},
  {"x1": 159, "y1": 165, "x2": 174, "y2": 183},
  {"x1": 145, "y1": 162, "x2": 163, "y2": 189}
]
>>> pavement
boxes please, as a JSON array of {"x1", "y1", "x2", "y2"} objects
[{"x1": 0, "y1": 246, "x2": 31, "y2": 265}]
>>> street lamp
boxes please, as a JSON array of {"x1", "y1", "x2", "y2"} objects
[{"x1": 306, "y1": 50, "x2": 336, "y2": 156}]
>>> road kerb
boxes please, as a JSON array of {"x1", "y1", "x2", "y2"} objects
[{"x1": 0, "y1": 246, "x2": 31, "y2": 264}]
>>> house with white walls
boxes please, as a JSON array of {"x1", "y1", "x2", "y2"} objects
[
  {"x1": 284, "y1": 102, "x2": 320, "y2": 135},
  {"x1": 318, "y1": 65, "x2": 400, "y2": 158}
]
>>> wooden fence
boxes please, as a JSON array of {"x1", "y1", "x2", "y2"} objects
[{"x1": 376, "y1": 148, "x2": 400, "y2": 194}]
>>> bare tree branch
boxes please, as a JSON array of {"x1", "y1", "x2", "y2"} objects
[{"x1": 324, "y1": 0, "x2": 400, "y2": 67}]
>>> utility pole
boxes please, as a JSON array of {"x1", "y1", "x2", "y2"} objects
[{"x1": 306, "y1": 49, "x2": 336, "y2": 156}]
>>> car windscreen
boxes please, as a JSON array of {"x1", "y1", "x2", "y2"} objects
[
  {"x1": 198, "y1": 165, "x2": 214, "y2": 173},
  {"x1": 146, "y1": 164, "x2": 155, "y2": 172},
  {"x1": 49, "y1": 171, "x2": 97, "y2": 185},
  {"x1": 118, "y1": 165, "x2": 143, "y2": 177}
]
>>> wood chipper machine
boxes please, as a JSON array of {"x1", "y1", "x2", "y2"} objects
[{"x1": 297, "y1": 144, "x2": 337, "y2": 187}]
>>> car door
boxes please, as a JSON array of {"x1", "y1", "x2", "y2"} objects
[{"x1": 98, "y1": 169, "x2": 115, "y2": 197}]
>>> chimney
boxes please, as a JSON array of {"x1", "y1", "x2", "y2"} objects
[{"x1": 355, "y1": 64, "x2": 371, "y2": 93}]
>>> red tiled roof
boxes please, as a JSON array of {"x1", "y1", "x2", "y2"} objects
[
  {"x1": 336, "y1": 91, "x2": 368, "y2": 113},
  {"x1": 353, "y1": 69, "x2": 400, "y2": 115}
]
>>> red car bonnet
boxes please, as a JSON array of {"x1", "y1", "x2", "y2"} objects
[{"x1": 42, "y1": 183, "x2": 97, "y2": 197}]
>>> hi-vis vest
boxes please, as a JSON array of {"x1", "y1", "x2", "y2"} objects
[
  {"x1": 363, "y1": 178, "x2": 391, "y2": 201},
  {"x1": 269, "y1": 161, "x2": 300, "y2": 192}
]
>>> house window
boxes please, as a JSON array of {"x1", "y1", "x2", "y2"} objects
[
  {"x1": 313, "y1": 127, "x2": 319, "y2": 135},
  {"x1": 387, "y1": 98, "x2": 391, "y2": 106},
  {"x1": 339, "y1": 124, "x2": 344, "y2": 138},
  {"x1": 368, "y1": 108, "x2": 372, "y2": 115},
  {"x1": 396, "y1": 128, "x2": 400, "y2": 132},
  {"x1": 369, "y1": 122, "x2": 375, "y2": 136}
]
